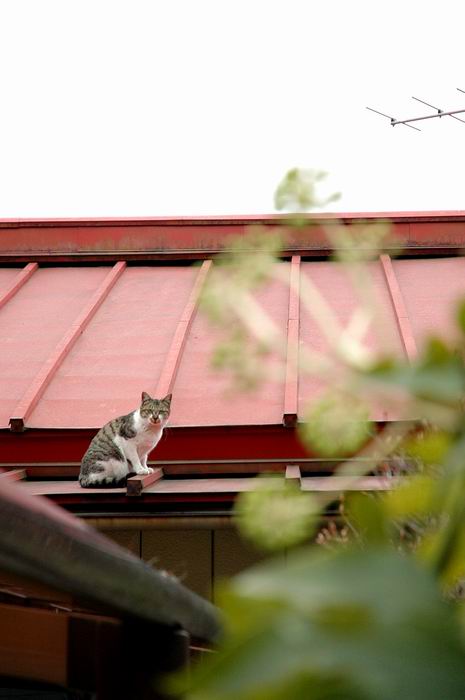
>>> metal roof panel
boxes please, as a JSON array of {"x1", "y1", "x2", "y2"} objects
[
  {"x1": 0, "y1": 267, "x2": 112, "y2": 428},
  {"x1": 26, "y1": 266, "x2": 198, "y2": 428},
  {"x1": 393, "y1": 257, "x2": 465, "y2": 347}
]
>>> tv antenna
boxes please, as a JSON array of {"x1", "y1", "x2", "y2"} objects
[{"x1": 367, "y1": 88, "x2": 465, "y2": 131}]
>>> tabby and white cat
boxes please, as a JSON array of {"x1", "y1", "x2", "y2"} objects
[{"x1": 79, "y1": 392, "x2": 172, "y2": 487}]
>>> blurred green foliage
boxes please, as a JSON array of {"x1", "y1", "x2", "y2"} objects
[
  {"x1": 185, "y1": 549, "x2": 465, "y2": 700},
  {"x1": 235, "y1": 476, "x2": 318, "y2": 552},
  {"x1": 274, "y1": 168, "x2": 340, "y2": 213},
  {"x1": 177, "y1": 169, "x2": 465, "y2": 699},
  {"x1": 299, "y1": 391, "x2": 373, "y2": 457}
]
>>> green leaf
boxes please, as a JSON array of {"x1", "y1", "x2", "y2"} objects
[
  {"x1": 423, "y1": 336, "x2": 454, "y2": 365},
  {"x1": 346, "y1": 493, "x2": 389, "y2": 544},
  {"x1": 233, "y1": 548, "x2": 429, "y2": 622},
  {"x1": 437, "y1": 526, "x2": 465, "y2": 587},
  {"x1": 419, "y1": 526, "x2": 465, "y2": 588},
  {"x1": 418, "y1": 481, "x2": 465, "y2": 584},
  {"x1": 384, "y1": 475, "x2": 437, "y2": 518},
  {"x1": 274, "y1": 168, "x2": 340, "y2": 213},
  {"x1": 456, "y1": 299, "x2": 465, "y2": 335},
  {"x1": 369, "y1": 359, "x2": 465, "y2": 405},
  {"x1": 187, "y1": 548, "x2": 465, "y2": 700},
  {"x1": 403, "y1": 430, "x2": 452, "y2": 466}
]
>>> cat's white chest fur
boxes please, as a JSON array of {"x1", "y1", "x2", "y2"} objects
[
  {"x1": 133, "y1": 409, "x2": 165, "y2": 450},
  {"x1": 114, "y1": 409, "x2": 166, "y2": 473},
  {"x1": 135, "y1": 426, "x2": 163, "y2": 456}
]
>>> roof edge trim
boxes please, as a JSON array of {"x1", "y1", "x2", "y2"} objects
[{"x1": 2, "y1": 210, "x2": 465, "y2": 227}]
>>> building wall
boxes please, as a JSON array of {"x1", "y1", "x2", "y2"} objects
[{"x1": 99, "y1": 525, "x2": 268, "y2": 602}]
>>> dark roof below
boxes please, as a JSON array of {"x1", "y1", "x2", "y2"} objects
[{"x1": 0, "y1": 476, "x2": 220, "y2": 641}]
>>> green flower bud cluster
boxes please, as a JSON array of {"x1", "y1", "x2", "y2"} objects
[
  {"x1": 235, "y1": 476, "x2": 318, "y2": 551},
  {"x1": 300, "y1": 391, "x2": 373, "y2": 457}
]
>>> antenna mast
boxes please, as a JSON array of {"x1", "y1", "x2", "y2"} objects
[{"x1": 367, "y1": 89, "x2": 465, "y2": 131}]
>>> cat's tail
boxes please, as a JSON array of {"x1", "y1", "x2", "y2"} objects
[
  {"x1": 79, "y1": 474, "x2": 127, "y2": 489},
  {"x1": 78, "y1": 474, "x2": 94, "y2": 488}
]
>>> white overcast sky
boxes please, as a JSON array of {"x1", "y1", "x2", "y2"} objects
[{"x1": 0, "y1": 0, "x2": 464, "y2": 217}]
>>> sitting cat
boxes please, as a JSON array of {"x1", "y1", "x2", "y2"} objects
[{"x1": 79, "y1": 392, "x2": 172, "y2": 487}]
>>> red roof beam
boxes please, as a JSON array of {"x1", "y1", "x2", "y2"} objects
[
  {"x1": 155, "y1": 260, "x2": 212, "y2": 397},
  {"x1": 0, "y1": 263, "x2": 38, "y2": 311},
  {"x1": 0, "y1": 468, "x2": 27, "y2": 482},
  {"x1": 9, "y1": 262, "x2": 126, "y2": 432},
  {"x1": 283, "y1": 256, "x2": 301, "y2": 427},
  {"x1": 285, "y1": 464, "x2": 302, "y2": 485},
  {"x1": 380, "y1": 254, "x2": 418, "y2": 362},
  {"x1": 1, "y1": 214, "x2": 465, "y2": 261},
  {"x1": 126, "y1": 468, "x2": 163, "y2": 497}
]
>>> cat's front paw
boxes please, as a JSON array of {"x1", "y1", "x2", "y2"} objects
[
  {"x1": 135, "y1": 466, "x2": 151, "y2": 475},
  {"x1": 139, "y1": 466, "x2": 154, "y2": 475}
]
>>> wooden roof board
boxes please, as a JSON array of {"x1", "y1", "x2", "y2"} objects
[{"x1": 17, "y1": 475, "x2": 396, "y2": 499}]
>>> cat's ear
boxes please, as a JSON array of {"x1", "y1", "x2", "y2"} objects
[
  {"x1": 163, "y1": 393, "x2": 172, "y2": 405},
  {"x1": 141, "y1": 391, "x2": 151, "y2": 403}
]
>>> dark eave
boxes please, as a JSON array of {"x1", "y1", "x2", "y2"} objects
[{"x1": 0, "y1": 477, "x2": 220, "y2": 641}]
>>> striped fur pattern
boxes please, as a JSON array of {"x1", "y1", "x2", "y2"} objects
[{"x1": 79, "y1": 392, "x2": 172, "y2": 488}]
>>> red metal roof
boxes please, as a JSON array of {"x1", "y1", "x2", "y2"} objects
[
  {"x1": 1, "y1": 213, "x2": 465, "y2": 469},
  {"x1": 1, "y1": 211, "x2": 465, "y2": 260}
]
